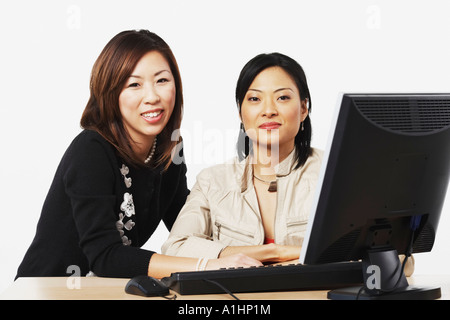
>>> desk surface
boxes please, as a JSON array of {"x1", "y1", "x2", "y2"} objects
[{"x1": 1, "y1": 275, "x2": 449, "y2": 300}]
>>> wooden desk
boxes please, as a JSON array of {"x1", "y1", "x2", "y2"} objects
[{"x1": 1, "y1": 275, "x2": 449, "y2": 300}]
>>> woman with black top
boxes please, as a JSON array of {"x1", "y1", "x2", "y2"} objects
[{"x1": 16, "y1": 29, "x2": 261, "y2": 280}]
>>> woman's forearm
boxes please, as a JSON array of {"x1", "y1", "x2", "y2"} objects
[
  {"x1": 147, "y1": 253, "x2": 263, "y2": 279},
  {"x1": 218, "y1": 244, "x2": 301, "y2": 263},
  {"x1": 148, "y1": 254, "x2": 199, "y2": 278}
]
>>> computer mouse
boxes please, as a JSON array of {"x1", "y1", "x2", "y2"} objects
[{"x1": 125, "y1": 275, "x2": 170, "y2": 297}]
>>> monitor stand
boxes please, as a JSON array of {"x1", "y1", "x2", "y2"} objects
[{"x1": 327, "y1": 248, "x2": 441, "y2": 300}]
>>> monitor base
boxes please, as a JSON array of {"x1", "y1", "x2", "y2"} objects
[
  {"x1": 328, "y1": 285, "x2": 441, "y2": 300},
  {"x1": 329, "y1": 248, "x2": 441, "y2": 300}
]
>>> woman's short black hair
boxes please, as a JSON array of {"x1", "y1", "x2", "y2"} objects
[{"x1": 235, "y1": 52, "x2": 312, "y2": 169}]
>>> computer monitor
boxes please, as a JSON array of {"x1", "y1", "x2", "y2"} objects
[{"x1": 300, "y1": 93, "x2": 450, "y2": 299}]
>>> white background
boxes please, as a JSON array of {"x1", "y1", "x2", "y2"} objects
[{"x1": 1, "y1": 0, "x2": 449, "y2": 294}]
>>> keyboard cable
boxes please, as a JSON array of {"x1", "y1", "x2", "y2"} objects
[{"x1": 203, "y1": 279, "x2": 240, "y2": 300}]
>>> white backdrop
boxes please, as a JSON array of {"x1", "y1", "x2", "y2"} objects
[{"x1": 1, "y1": 0, "x2": 450, "y2": 294}]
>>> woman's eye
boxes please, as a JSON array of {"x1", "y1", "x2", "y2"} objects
[
  {"x1": 157, "y1": 78, "x2": 169, "y2": 84},
  {"x1": 248, "y1": 97, "x2": 260, "y2": 102},
  {"x1": 278, "y1": 95, "x2": 290, "y2": 101},
  {"x1": 128, "y1": 82, "x2": 140, "y2": 88}
]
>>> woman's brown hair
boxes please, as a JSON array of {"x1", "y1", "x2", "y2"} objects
[{"x1": 80, "y1": 29, "x2": 183, "y2": 170}]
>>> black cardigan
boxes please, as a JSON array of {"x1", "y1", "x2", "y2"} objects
[{"x1": 16, "y1": 130, "x2": 189, "y2": 278}]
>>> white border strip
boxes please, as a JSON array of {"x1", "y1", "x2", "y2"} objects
[{"x1": 299, "y1": 92, "x2": 344, "y2": 264}]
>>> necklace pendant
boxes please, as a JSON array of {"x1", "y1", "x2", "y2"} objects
[{"x1": 268, "y1": 181, "x2": 277, "y2": 192}]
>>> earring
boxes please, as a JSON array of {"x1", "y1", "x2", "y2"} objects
[{"x1": 301, "y1": 122, "x2": 304, "y2": 131}]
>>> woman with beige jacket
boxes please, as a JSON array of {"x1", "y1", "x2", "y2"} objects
[{"x1": 162, "y1": 53, "x2": 323, "y2": 265}]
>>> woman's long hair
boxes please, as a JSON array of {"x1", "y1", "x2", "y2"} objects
[
  {"x1": 235, "y1": 52, "x2": 312, "y2": 169},
  {"x1": 80, "y1": 29, "x2": 183, "y2": 170}
]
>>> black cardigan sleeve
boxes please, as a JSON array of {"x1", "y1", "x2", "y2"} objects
[
  {"x1": 63, "y1": 132, "x2": 154, "y2": 277},
  {"x1": 162, "y1": 162, "x2": 190, "y2": 231}
]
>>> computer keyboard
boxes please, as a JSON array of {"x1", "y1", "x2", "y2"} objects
[{"x1": 161, "y1": 261, "x2": 363, "y2": 295}]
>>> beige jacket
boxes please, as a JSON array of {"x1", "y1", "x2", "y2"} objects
[{"x1": 162, "y1": 148, "x2": 323, "y2": 258}]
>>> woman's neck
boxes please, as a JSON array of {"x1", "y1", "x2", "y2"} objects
[
  {"x1": 131, "y1": 137, "x2": 155, "y2": 163},
  {"x1": 252, "y1": 143, "x2": 294, "y2": 178}
]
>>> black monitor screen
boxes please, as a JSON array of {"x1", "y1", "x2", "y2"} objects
[{"x1": 300, "y1": 93, "x2": 450, "y2": 266}]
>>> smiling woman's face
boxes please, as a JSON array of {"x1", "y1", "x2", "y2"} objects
[
  {"x1": 119, "y1": 50, "x2": 176, "y2": 152},
  {"x1": 240, "y1": 66, "x2": 308, "y2": 155}
]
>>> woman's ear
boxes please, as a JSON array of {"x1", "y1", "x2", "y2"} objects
[
  {"x1": 239, "y1": 113, "x2": 244, "y2": 130},
  {"x1": 300, "y1": 98, "x2": 309, "y2": 122}
]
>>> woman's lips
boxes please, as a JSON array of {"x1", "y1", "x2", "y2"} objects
[
  {"x1": 141, "y1": 110, "x2": 163, "y2": 124},
  {"x1": 259, "y1": 122, "x2": 281, "y2": 130}
]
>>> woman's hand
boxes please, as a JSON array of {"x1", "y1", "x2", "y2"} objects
[
  {"x1": 148, "y1": 253, "x2": 262, "y2": 278},
  {"x1": 400, "y1": 254, "x2": 415, "y2": 277}
]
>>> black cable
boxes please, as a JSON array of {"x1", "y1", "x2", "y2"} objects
[
  {"x1": 202, "y1": 279, "x2": 240, "y2": 300},
  {"x1": 356, "y1": 285, "x2": 366, "y2": 300},
  {"x1": 377, "y1": 229, "x2": 415, "y2": 295}
]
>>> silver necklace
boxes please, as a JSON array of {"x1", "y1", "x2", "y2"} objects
[
  {"x1": 253, "y1": 174, "x2": 277, "y2": 192},
  {"x1": 144, "y1": 137, "x2": 157, "y2": 164}
]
